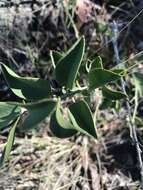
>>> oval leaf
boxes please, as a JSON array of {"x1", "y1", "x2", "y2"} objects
[
  {"x1": 0, "y1": 102, "x2": 20, "y2": 130},
  {"x1": 1, "y1": 64, "x2": 52, "y2": 100},
  {"x1": 55, "y1": 37, "x2": 85, "y2": 89},
  {"x1": 19, "y1": 100, "x2": 56, "y2": 131},
  {"x1": 50, "y1": 104, "x2": 77, "y2": 138},
  {"x1": 69, "y1": 100, "x2": 97, "y2": 138},
  {"x1": 88, "y1": 68, "x2": 121, "y2": 90},
  {"x1": 102, "y1": 86, "x2": 127, "y2": 100}
]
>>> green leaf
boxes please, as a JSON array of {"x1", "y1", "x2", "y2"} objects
[
  {"x1": 50, "y1": 104, "x2": 77, "y2": 138},
  {"x1": 102, "y1": 86, "x2": 127, "y2": 100},
  {"x1": 69, "y1": 100, "x2": 97, "y2": 138},
  {"x1": 133, "y1": 72, "x2": 143, "y2": 96},
  {"x1": 96, "y1": 22, "x2": 108, "y2": 33},
  {"x1": 111, "y1": 69, "x2": 125, "y2": 75},
  {"x1": 100, "y1": 98, "x2": 116, "y2": 110},
  {"x1": 88, "y1": 68, "x2": 122, "y2": 90},
  {"x1": 55, "y1": 37, "x2": 85, "y2": 89},
  {"x1": 0, "y1": 102, "x2": 20, "y2": 130},
  {"x1": 1, "y1": 64, "x2": 52, "y2": 100},
  {"x1": 50, "y1": 100, "x2": 97, "y2": 139},
  {"x1": 19, "y1": 100, "x2": 57, "y2": 131},
  {"x1": 0, "y1": 117, "x2": 20, "y2": 167},
  {"x1": 90, "y1": 56, "x2": 103, "y2": 70},
  {"x1": 50, "y1": 50, "x2": 63, "y2": 68}
]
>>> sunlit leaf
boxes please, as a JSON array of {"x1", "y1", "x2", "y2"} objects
[
  {"x1": 0, "y1": 102, "x2": 20, "y2": 130},
  {"x1": 88, "y1": 68, "x2": 122, "y2": 90},
  {"x1": 18, "y1": 99, "x2": 57, "y2": 131},
  {"x1": 1, "y1": 64, "x2": 52, "y2": 100},
  {"x1": 55, "y1": 37, "x2": 85, "y2": 89},
  {"x1": 69, "y1": 100, "x2": 97, "y2": 138},
  {"x1": 50, "y1": 103, "x2": 77, "y2": 138}
]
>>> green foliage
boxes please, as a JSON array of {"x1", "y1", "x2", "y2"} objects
[
  {"x1": 55, "y1": 37, "x2": 85, "y2": 89},
  {"x1": 133, "y1": 72, "x2": 143, "y2": 96},
  {"x1": 50, "y1": 102, "x2": 77, "y2": 138},
  {"x1": 1, "y1": 64, "x2": 52, "y2": 100},
  {"x1": 0, "y1": 36, "x2": 127, "y2": 166},
  {"x1": 95, "y1": 22, "x2": 108, "y2": 33},
  {"x1": 90, "y1": 56, "x2": 103, "y2": 70},
  {"x1": 100, "y1": 98, "x2": 116, "y2": 110},
  {"x1": 0, "y1": 102, "x2": 20, "y2": 130},
  {"x1": 19, "y1": 100, "x2": 57, "y2": 131},
  {"x1": 50, "y1": 100, "x2": 97, "y2": 139},
  {"x1": 68, "y1": 100, "x2": 97, "y2": 138},
  {"x1": 0, "y1": 117, "x2": 19, "y2": 167},
  {"x1": 88, "y1": 68, "x2": 122, "y2": 90},
  {"x1": 50, "y1": 50, "x2": 63, "y2": 68},
  {"x1": 102, "y1": 86, "x2": 127, "y2": 100}
]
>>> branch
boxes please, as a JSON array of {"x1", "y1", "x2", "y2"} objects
[{"x1": 111, "y1": 20, "x2": 143, "y2": 189}]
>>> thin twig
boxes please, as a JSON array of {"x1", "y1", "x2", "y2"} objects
[
  {"x1": 111, "y1": 21, "x2": 143, "y2": 189},
  {"x1": 95, "y1": 7, "x2": 143, "y2": 54}
]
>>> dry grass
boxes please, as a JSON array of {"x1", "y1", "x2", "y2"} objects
[
  {"x1": 0, "y1": 128, "x2": 140, "y2": 190},
  {"x1": 0, "y1": 135, "x2": 99, "y2": 190}
]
